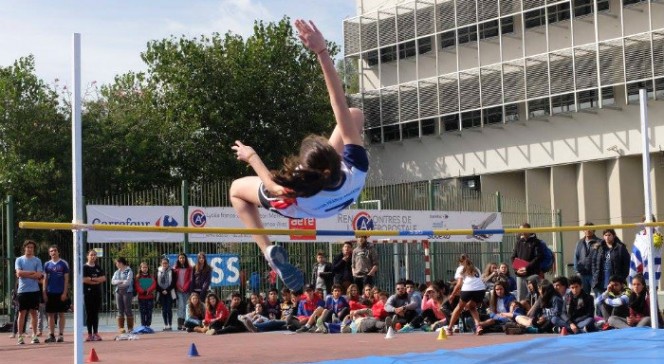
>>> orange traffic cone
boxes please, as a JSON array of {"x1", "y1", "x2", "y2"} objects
[
  {"x1": 86, "y1": 348, "x2": 100, "y2": 363},
  {"x1": 560, "y1": 327, "x2": 569, "y2": 336}
]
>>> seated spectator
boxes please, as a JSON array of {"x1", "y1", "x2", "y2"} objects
[
  {"x1": 596, "y1": 275, "x2": 631, "y2": 327},
  {"x1": 261, "y1": 288, "x2": 281, "y2": 320},
  {"x1": 370, "y1": 290, "x2": 389, "y2": 321},
  {"x1": 315, "y1": 284, "x2": 350, "y2": 333},
  {"x1": 499, "y1": 263, "x2": 517, "y2": 292},
  {"x1": 312, "y1": 250, "x2": 333, "y2": 295},
  {"x1": 479, "y1": 281, "x2": 516, "y2": 332},
  {"x1": 346, "y1": 284, "x2": 368, "y2": 311},
  {"x1": 203, "y1": 293, "x2": 229, "y2": 335},
  {"x1": 246, "y1": 292, "x2": 264, "y2": 316},
  {"x1": 553, "y1": 276, "x2": 569, "y2": 297},
  {"x1": 215, "y1": 292, "x2": 247, "y2": 335},
  {"x1": 608, "y1": 274, "x2": 648, "y2": 328},
  {"x1": 482, "y1": 262, "x2": 500, "y2": 291},
  {"x1": 183, "y1": 292, "x2": 206, "y2": 333},
  {"x1": 295, "y1": 284, "x2": 325, "y2": 333},
  {"x1": 559, "y1": 275, "x2": 595, "y2": 334},
  {"x1": 515, "y1": 279, "x2": 563, "y2": 333},
  {"x1": 360, "y1": 284, "x2": 374, "y2": 307},
  {"x1": 385, "y1": 281, "x2": 418, "y2": 331},
  {"x1": 525, "y1": 276, "x2": 540, "y2": 308},
  {"x1": 412, "y1": 283, "x2": 447, "y2": 332}
]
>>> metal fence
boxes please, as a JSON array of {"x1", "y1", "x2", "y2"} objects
[{"x1": 2, "y1": 178, "x2": 558, "y2": 315}]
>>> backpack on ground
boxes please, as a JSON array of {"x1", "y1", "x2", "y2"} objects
[{"x1": 539, "y1": 240, "x2": 554, "y2": 273}]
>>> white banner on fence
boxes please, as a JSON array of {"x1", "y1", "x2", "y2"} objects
[
  {"x1": 85, "y1": 205, "x2": 502, "y2": 243},
  {"x1": 86, "y1": 205, "x2": 185, "y2": 242},
  {"x1": 187, "y1": 207, "x2": 503, "y2": 243}
]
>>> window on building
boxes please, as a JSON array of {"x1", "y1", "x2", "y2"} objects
[
  {"x1": 627, "y1": 81, "x2": 654, "y2": 104},
  {"x1": 623, "y1": 0, "x2": 647, "y2": 6},
  {"x1": 365, "y1": 50, "x2": 379, "y2": 67},
  {"x1": 577, "y1": 89, "x2": 598, "y2": 109},
  {"x1": 528, "y1": 98, "x2": 550, "y2": 118},
  {"x1": 402, "y1": 121, "x2": 420, "y2": 139},
  {"x1": 421, "y1": 118, "x2": 437, "y2": 135},
  {"x1": 574, "y1": 0, "x2": 609, "y2": 18},
  {"x1": 483, "y1": 106, "x2": 503, "y2": 125},
  {"x1": 525, "y1": 9, "x2": 546, "y2": 29},
  {"x1": 602, "y1": 86, "x2": 615, "y2": 106},
  {"x1": 551, "y1": 93, "x2": 576, "y2": 114},
  {"x1": 505, "y1": 104, "x2": 520, "y2": 122},
  {"x1": 457, "y1": 25, "x2": 478, "y2": 45},
  {"x1": 418, "y1": 36, "x2": 433, "y2": 54},
  {"x1": 440, "y1": 30, "x2": 456, "y2": 49},
  {"x1": 398, "y1": 41, "x2": 416, "y2": 60},
  {"x1": 443, "y1": 114, "x2": 460, "y2": 132},
  {"x1": 501, "y1": 16, "x2": 515, "y2": 35},
  {"x1": 548, "y1": 2, "x2": 571, "y2": 24},
  {"x1": 383, "y1": 124, "x2": 401, "y2": 142},
  {"x1": 479, "y1": 20, "x2": 499, "y2": 40},
  {"x1": 380, "y1": 46, "x2": 397, "y2": 63},
  {"x1": 461, "y1": 110, "x2": 482, "y2": 129},
  {"x1": 460, "y1": 176, "x2": 481, "y2": 192}
]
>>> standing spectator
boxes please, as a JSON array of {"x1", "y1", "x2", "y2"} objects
[
  {"x1": 83, "y1": 249, "x2": 106, "y2": 341},
  {"x1": 591, "y1": 229, "x2": 630, "y2": 308},
  {"x1": 173, "y1": 253, "x2": 192, "y2": 330},
  {"x1": 596, "y1": 275, "x2": 631, "y2": 327},
  {"x1": 351, "y1": 236, "x2": 378, "y2": 291},
  {"x1": 608, "y1": 274, "x2": 652, "y2": 328},
  {"x1": 192, "y1": 252, "x2": 212, "y2": 296},
  {"x1": 511, "y1": 223, "x2": 544, "y2": 300},
  {"x1": 42, "y1": 245, "x2": 70, "y2": 343},
  {"x1": 629, "y1": 215, "x2": 662, "y2": 288},
  {"x1": 14, "y1": 240, "x2": 43, "y2": 345},
  {"x1": 575, "y1": 223, "x2": 600, "y2": 294},
  {"x1": 311, "y1": 250, "x2": 333, "y2": 295},
  {"x1": 560, "y1": 275, "x2": 596, "y2": 334},
  {"x1": 333, "y1": 241, "x2": 354, "y2": 291},
  {"x1": 156, "y1": 257, "x2": 176, "y2": 331},
  {"x1": 134, "y1": 262, "x2": 157, "y2": 328},
  {"x1": 111, "y1": 257, "x2": 134, "y2": 334},
  {"x1": 445, "y1": 255, "x2": 487, "y2": 336}
]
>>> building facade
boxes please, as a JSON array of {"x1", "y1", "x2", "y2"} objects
[{"x1": 343, "y1": 0, "x2": 664, "y2": 264}]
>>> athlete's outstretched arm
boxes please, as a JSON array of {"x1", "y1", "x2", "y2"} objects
[
  {"x1": 295, "y1": 19, "x2": 363, "y2": 147},
  {"x1": 232, "y1": 140, "x2": 288, "y2": 197}
]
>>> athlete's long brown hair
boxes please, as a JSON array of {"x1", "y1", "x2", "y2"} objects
[{"x1": 272, "y1": 135, "x2": 341, "y2": 197}]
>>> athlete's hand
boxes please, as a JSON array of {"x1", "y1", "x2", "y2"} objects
[
  {"x1": 232, "y1": 141, "x2": 258, "y2": 163},
  {"x1": 295, "y1": 19, "x2": 326, "y2": 54}
]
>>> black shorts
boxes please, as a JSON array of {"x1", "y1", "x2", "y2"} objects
[
  {"x1": 460, "y1": 290, "x2": 486, "y2": 304},
  {"x1": 45, "y1": 293, "x2": 68, "y2": 313},
  {"x1": 17, "y1": 291, "x2": 40, "y2": 311}
]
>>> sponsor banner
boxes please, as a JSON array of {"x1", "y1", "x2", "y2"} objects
[
  {"x1": 86, "y1": 205, "x2": 184, "y2": 242},
  {"x1": 188, "y1": 207, "x2": 502, "y2": 243},
  {"x1": 166, "y1": 254, "x2": 240, "y2": 287}
]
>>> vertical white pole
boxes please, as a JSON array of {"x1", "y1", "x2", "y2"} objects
[
  {"x1": 639, "y1": 88, "x2": 659, "y2": 329},
  {"x1": 72, "y1": 33, "x2": 85, "y2": 364}
]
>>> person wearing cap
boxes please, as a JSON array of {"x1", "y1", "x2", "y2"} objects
[
  {"x1": 295, "y1": 284, "x2": 324, "y2": 333},
  {"x1": 352, "y1": 235, "x2": 378, "y2": 292}
]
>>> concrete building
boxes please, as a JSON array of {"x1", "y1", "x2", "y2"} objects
[{"x1": 343, "y1": 0, "x2": 664, "y2": 267}]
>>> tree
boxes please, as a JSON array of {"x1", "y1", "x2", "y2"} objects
[
  {"x1": 0, "y1": 56, "x2": 71, "y2": 243},
  {"x1": 336, "y1": 57, "x2": 359, "y2": 94}
]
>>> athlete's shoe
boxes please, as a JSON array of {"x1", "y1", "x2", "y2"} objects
[
  {"x1": 264, "y1": 245, "x2": 303, "y2": 292},
  {"x1": 17, "y1": 335, "x2": 24, "y2": 345}
]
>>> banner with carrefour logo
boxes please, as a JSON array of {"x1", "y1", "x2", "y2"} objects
[
  {"x1": 188, "y1": 206, "x2": 502, "y2": 243},
  {"x1": 165, "y1": 254, "x2": 240, "y2": 287},
  {"x1": 86, "y1": 205, "x2": 184, "y2": 242}
]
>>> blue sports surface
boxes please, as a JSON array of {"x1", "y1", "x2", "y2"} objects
[{"x1": 316, "y1": 327, "x2": 663, "y2": 364}]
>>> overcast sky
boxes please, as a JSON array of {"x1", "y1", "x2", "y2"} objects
[{"x1": 0, "y1": 0, "x2": 357, "y2": 89}]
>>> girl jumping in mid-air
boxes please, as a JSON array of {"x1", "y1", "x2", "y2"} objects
[{"x1": 230, "y1": 19, "x2": 368, "y2": 292}]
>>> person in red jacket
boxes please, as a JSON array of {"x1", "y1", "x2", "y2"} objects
[
  {"x1": 134, "y1": 262, "x2": 157, "y2": 328},
  {"x1": 203, "y1": 292, "x2": 229, "y2": 335},
  {"x1": 173, "y1": 253, "x2": 193, "y2": 330}
]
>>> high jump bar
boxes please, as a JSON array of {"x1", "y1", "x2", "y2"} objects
[{"x1": 18, "y1": 221, "x2": 664, "y2": 237}]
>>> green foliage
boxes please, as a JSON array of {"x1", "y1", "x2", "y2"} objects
[{"x1": 109, "y1": 242, "x2": 162, "y2": 268}]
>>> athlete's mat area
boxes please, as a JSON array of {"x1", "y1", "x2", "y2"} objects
[{"x1": 317, "y1": 327, "x2": 662, "y2": 364}]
